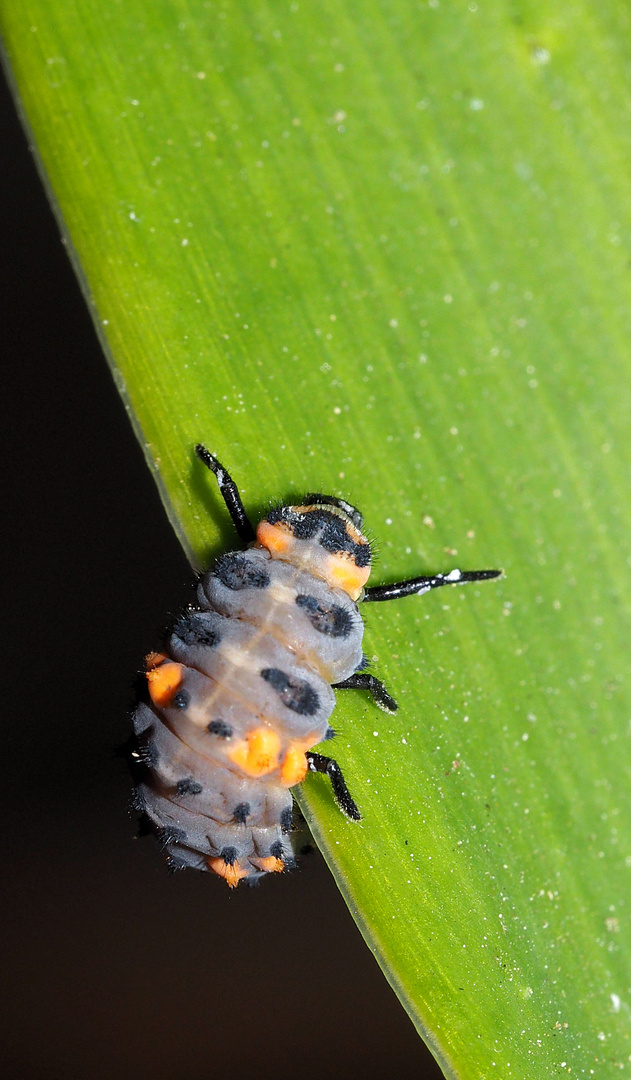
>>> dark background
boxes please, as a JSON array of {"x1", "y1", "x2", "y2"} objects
[{"x1": 1, "y1": 62, "x2": 443, "y2": 1080}]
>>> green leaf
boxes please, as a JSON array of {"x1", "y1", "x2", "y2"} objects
[{"x1": 3, "y1": 1, "x2": 631, "y2": 1075}]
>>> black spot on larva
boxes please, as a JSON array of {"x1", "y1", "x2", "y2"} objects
[
  {"x1": 176, "y1": 778, "x2": 203, "y2": 796},
  {"x1": 172, "y1": 611, "x2": 221, "y2": 648},
  {"x1": 291, "y1": 507, "x2": 371, "y2": 566},
  {"x1": 280, "y1": 806, "x2": 293, "y2": 832},
  {"x1": 173, "y1": 689, "x2": 190, "y2": 709},
  {"x1": 295, "y1": 594, "x2": 354, "y2": 637},
  {"x1": 220, "y1": 846, "x2": 238, "y2": 866},
  {"x1": 214, "y1": 552, "x2": 270, "y2": 591},
  {"x1": 157, "y1": 825, "x2": 188, "y2": 849},
  {"x1": 260, "y1": 668, "x2": 320, "y2": 716},
  {"x1": 270, "y1": 840, "x2": 284, "y2": 860},
  {"x1": 352, "y1": 542, "x2": 371, "y2": 568},
  {"x1": 324, "y1": 726, "x2": 336, "y2": 741},
  {"x1": 233, "y1": 802, "x2": 251, "y2": 824},
  {"x1": 292, "y1": 508, "x2": 328, "y2": 540},
  {"x1": 207, "y1": 719, "x2": 232, "y2": 738},
  {"x1": 265, "y1": 506, "x2": 284, "y2": 525}
]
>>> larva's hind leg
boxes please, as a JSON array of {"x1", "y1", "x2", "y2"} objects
[
  {"x1": 333, "y1": 672, "x2": 397, "y2": 713},
  {"x1": 305, "y1": 751, "x2": 361, "y2": 821}
]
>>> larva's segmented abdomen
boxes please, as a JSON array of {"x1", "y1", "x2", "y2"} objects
[
  {"x1": 133, "y1": 699, "x2": 295, "y2": 881},
  {"x1": 197, "y1": 547, "x2": 363, "y2": 682},
  {"x1": 167, "y1": 609, "x2": 336, "y2": 739},
  {"x1": 131, "y1": 545, "x2": 365, "y2": 886}
]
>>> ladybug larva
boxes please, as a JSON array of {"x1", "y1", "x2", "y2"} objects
[{"x1": 130, "y1": 445, "x2": 501, "y2": 887}]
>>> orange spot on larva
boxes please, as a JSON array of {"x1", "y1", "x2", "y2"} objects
[
  {"x1": 146, "y1": 661, "x2": 184, "y2": 707},
  {"x1": 207, "y1": 856, "x2": 249, "y2": 888},
  {"x1": 251, "y1": 856, "x2": 285, "y2": 874},
  {"x1": 325, "y1": 553, "x2": 371, "y2": 601},
  {"x1": 227, "y1": 727, "x2": 282, "y2": 777},
  {"x1": 257, "y1": 519, "x2": 292, "y2": 555},
  {"x1": 280, "y1": 745, "x2": 308, "y2": 786}
]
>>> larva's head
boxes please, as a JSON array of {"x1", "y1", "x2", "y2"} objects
[{"x1": 256, "y1": 495, "x2": 371, "y2": 600}]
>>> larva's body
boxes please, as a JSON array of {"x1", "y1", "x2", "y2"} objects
[{"x1": 131, "y1": 447, "x2": 501, "y2": 886}]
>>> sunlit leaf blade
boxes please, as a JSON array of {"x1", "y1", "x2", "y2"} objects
[{"x1": 3, "y1": 1, "x2": 631, "y2": 1075}]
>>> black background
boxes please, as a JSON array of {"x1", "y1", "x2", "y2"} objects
[{"x1": 1, "y1": 62, "x2": 443, "y2": 1080}]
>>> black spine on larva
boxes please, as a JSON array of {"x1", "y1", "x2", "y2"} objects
[
  {"x1": 136, "y1": 738, "x2": 159, "y2": 769},
  {"x1": 233, "y1": 802, "x2": 251, "y2": 824},
  {"x1": 157, "y1": 824, "x2": 188, "y2": 849},
  {"x1": 214, "y1": 552, "x2": 271, "y2": 591},
  {"x1": 171, "y1": 610, "x2": 221, "y2": 648}
]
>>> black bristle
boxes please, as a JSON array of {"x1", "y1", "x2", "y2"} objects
[{"x1": 157, "y1": 825, "x2": 187, "y2": 850}]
